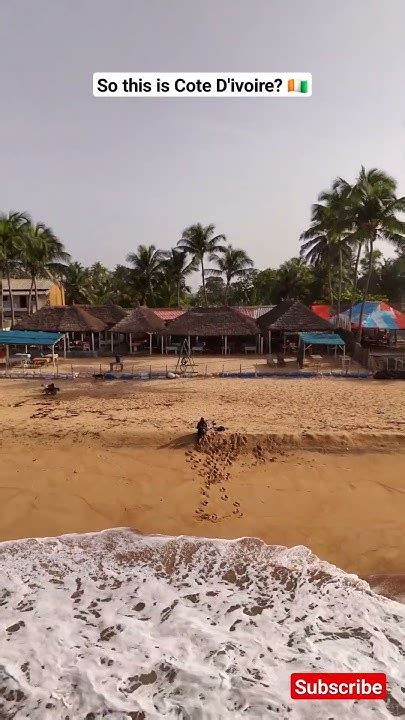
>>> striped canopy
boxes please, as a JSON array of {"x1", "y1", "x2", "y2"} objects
[{"x1": 341, "y1": 302, "x2": 405, "y2": 330}]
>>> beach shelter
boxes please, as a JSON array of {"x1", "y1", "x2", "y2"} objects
[
  {"x1": 0, "y1": 330, "x2": 64, "y2": 368},
  {"x1": 298, "y1": 332, "x2": 345, "y2": 362},
  {"x1": 258, "y1": 301, "x2": 332, "y2": 354},
  {"x1": 339, "y1": 302, "x2": 405, "y2": 330},
  {"x1": 165, "y1": 306, "x2": 260, "y2": 354},
  {"x1": 16, "y1": 306, "x2": 108, "y2": 355},
  {"x1": 110, "y1": 306, "x2": 167, "y2": 355}
]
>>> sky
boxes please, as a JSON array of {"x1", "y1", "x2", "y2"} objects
[{"x1": 1, "y1": 0, "x2": 405, "y2": 278}]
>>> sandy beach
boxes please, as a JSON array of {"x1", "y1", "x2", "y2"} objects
[{"x1": 0, "y1": 374, "x2": 404, "y2": 576}]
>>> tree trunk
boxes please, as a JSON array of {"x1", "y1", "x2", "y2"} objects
[
  {"x1": 177, "y1": 280, "x2": 181, "y2": 307},
  {"x1": 328, "y1": 267, "x2": 334, "y2": 305},
  {"x1": 357, "y1": 236, "x2": 375, "y2": 342},
  {"x1": 349, "y1": 242, "x2": 362, "y2": 322},
  {"x1": 337, "y1": 246, "x2": 343, "y2": 316},
  {"x1": 34, "y1": 276, "x2": 39, "y2": 313},
  {"x1": 148, "y1": 280, "x2": 155, "y2": 307},
  {"x1": 5, "y1": 262, "x2": 15, "y2": 327},
  {"x1": 201, "y1": 257, "x2": 208, "y2": 306},
  {"x1": 28, "y1": 276, "x2": 34, "y2": 315},
  {"x1": 224, "y1": 283, "x2": 229, "y2": 305}
]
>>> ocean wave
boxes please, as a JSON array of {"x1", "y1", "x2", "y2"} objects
[{"x1": 0, "y1": 529, "x2": 404, "y2": 718}]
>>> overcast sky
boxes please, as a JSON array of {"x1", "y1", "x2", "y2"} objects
[{"x1": 1, "y1": 0, "x2": 404, "y2": 274}]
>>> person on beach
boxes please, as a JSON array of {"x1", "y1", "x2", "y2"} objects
[{"x1": 197, "y1": 417, "x2": 208, "y2": 445}]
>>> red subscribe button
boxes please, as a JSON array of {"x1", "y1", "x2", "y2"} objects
[{"x1": 291, "y1": 673, "x2": 387, "y2": 700}]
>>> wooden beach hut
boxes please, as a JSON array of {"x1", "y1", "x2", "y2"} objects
[
  {"x1": 258, "y1": 301, "x2": 332, "y2": 354},
  {"x1": 16, "y1": 305, "x2": 107, "y2": 356},
  {"x1": 110, "y1": 306, "x2": 167, "y2": 355},
  {"x1": 165, "y1": 306, "x2": 260, "y2": 355}
]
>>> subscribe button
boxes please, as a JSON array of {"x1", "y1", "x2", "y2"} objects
[{"x1": 291, "y1": 673, "x2": 387, "y2": 700}]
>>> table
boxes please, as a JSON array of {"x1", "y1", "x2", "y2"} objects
[
  {"x1": 244, "y1": 346, "x2": 257, "y2": 354},
  {"x1": 310, "y1": 355, "x2": 323, "y2": 361},
  {"x1": 166, "y1": 346, "x2": 178, "y2": 355}
]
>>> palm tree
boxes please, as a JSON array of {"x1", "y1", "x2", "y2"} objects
[
  {"x1": 209, "y1": 245, "x2": 254, "y2": 304},
  {"x1": 62, "y1": 262, "x2": 92, "y2": 304},
  {"x1": 274, "y1": 257, "x2": 315, "y2": 302},
  {"x1": 300, "y1": 188, "x2": 351, "y2": 314},
  {"x1": 23, "y1": 222, "x2": 70, "y2": 313},
  {"x1": 346, "y1": 167, "x2": 405, "y2": 339},
  {"x1": 0, "y1": 211, "x2": 30, "y2": 326},
  {"x1": 177, "y1": 223, "x2": 226, "y2": 306},
  {"x1": 126, "y1": 244, "x2": 165, "y2": 306},
  {"x1": 162, "y1": 249, "x2": 196, "y2": 306}
]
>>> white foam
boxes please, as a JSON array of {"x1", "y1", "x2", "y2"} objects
[{"x1": 0, "y1": 529, "x2": 404, "y2": 718}]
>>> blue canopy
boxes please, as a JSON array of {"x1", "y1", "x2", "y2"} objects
[
  {"x1": 0, "y1": 331, "x2": 64, "y2": 347},
  {"x1": 299, "y1": 332, "x2": 345, "y2": 346}
]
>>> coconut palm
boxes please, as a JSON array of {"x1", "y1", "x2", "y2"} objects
[
  {"x1": 300, "y1": 188, "x2": 352, "y2": 314},
  {"x1": 162, "y1": 249, "x2": 196, "y2": 306},
  {"x1": 0, "y1": 211, "x2": 30, "y2": 326},
  {"x1": 274, "y1": 257, "x2": 314, "y2": 302},
  {"x1": 209, "y1": 245, "x2": 254, "y2": 304},
  {"x1": 62, "y1": 262, "x2": 92, "y2": 304},
  {"x1": 23, "y1": 222, "x2": 70, "y2": 313},
  {"x1": 126, "y1": 244, "x2": 165, "y2": 306},
  {"x1": 177, "y1": 223, "x2": 226, "y2": 306},
  {"x1": 346, "y1": 167, "x2": 405, "y2": 338}
]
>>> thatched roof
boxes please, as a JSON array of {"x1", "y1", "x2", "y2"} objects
[
  {"x1": 258, "y1": 301, "x2": 333, "y2": 332},
  {"x1": 165, "y1": 306, "x2": 260, "y2": 336},
  {"x1": 110, "y1": 306, "x2": 167, "y2": 334},
  {"x1": 78, "y1": 304, "x2": 127, "y2": 328},
  {"x1": 16, "y1": 306, "x2": 107, "y2": 333}
]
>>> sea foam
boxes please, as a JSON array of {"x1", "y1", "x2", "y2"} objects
[{"x1": 0, "y1": 529, "x2": 404, "y2": 718}]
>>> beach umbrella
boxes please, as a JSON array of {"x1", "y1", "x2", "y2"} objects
[{"x1": 341, "y1": 302, "x2": 405, "y2": 330}]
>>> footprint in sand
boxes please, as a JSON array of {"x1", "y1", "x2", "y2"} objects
[
  {"x1": 233, "y1": 501, "x2": 240, "y2": 507},
  {"x1": 220, "y1": 495, "x2": 229, "y2": 501}
]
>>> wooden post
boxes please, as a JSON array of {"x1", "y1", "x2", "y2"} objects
[
  {"x1": 149, "y1": 333, "x2": 152, "y2": 356},
  {"x1": 240, "y1": 363, "x2": 242, "y2": 377},
  {"x1": 63, "y1": 334, "x2": 67, "y2": 359},
  {"x1": 5, "y1": 344, "x2": 9, "y2": 371},
  {"x1": 268, "y1": 330, "x2": 272, "y2": 354},
  {"x1": 129, "y1": 332, "x2": 132, "y2": 354},
  {"x1": 161, "y1": 335, "x2": 164, "y2": 354},
  {"x1": 52, "y1": 344, "x2": 56, "y2": 372},
  {"x1": 149, "y1": 364, "x2": 152, "y2": 379},
  {"x1": 110, "y1": 332, "x2": 114, "y2": 353},
  {"x1": 91, "y1": 332, "x2": 95, "y2": 352},
  {"x1": 224, "y1": 335, "x2": 228, "y2": 355},
  {"x1": 205, "y1": 364, "x2": 208, "y2": 376}
]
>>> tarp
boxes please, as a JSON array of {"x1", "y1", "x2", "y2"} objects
[
  {"x1": 0, "y1": 331, "x2": 64, "y2": 347},
  {"x1": 299, "y1": 332, "x2": 345, "y2": 346},
  {"x1": 311, "y1": 304, "x2": 332, "y2": 320},
  {"x1": 340, "y1": 302, "x2": 405, "y2": 330}
]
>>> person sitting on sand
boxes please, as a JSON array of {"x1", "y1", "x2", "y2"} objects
[{"x1": 197, "y1": 417, "x2": 208, "y2": 444}]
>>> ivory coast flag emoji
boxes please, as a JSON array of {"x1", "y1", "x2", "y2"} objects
[{"x1": 288, "y1": 79, "x2": 308, "y2": 93}]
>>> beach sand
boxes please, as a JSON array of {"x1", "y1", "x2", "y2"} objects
[{"x1": 0, "y1": 376, "x2": 404, "y2": 576}]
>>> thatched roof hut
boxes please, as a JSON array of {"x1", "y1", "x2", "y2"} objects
[
  {"x1": 166, "y1": 306, "x2": 260, "y2": 336},
  {"x1": 16, "y1": 306, "x2": 107, "y2": 333},
  {"x1": 258, "y1": 301, "x2": 332, "y2": 332},
  {"x1": 78, "y1": 304, "x2": 127, "y2": 328},
  {"x1": 110, "y1": 306, "x2": 167, "y2": 334}
]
